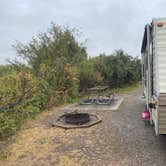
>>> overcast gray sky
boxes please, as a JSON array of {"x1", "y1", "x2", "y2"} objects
[{"x1": 0, "y1": 0, "x2": 165, "y2": 64}]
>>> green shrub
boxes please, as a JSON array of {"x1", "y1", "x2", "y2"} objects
[
  {"x1": 14, "y1": 24, "x2": 83, "y2": 105},
  {"x1": 79, "y1": 61, "x2": 103, "y2": 91},
  {"x1": 0, "y1": 70, "x2": 48, "y2": 139},
  {"x1": 37, "y1": 60, "x2": 79, "y2": 105},
  {"x1": 92, "y1": 50, "x2": 141, "y2": 87}
]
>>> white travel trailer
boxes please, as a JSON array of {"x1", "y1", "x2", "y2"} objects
[{"x1": 141, "y1": 18, "x2": 166, "y2": 135}]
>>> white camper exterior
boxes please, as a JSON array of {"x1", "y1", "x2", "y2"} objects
[{"x1": 141, "y1": 18, "x2": 166, "y2": 135}]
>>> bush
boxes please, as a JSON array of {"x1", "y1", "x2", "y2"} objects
[
  {"x1": 79, "y1": 60, "x2": 103, "y2": 91},
  {"x1": 92, "y1": 50, "x2": 141, "y2": 87},
  {"x1": 14, "y1": 24, "x2": 87, "y2": 75},
  {"x1": 37, "y1": 59, "x2": 79, "y2": 106},
  {"x1": 14, "y1": 23, "x2": 84, "y2": 105},
  {"x1": 0, "y1": 70, "x2": 48, "y2": 139}
]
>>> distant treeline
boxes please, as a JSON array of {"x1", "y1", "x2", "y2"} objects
[
  {"x1": 0, "y1": 24, "x2": 141, "y2": 139},
  {"x1": 79, "y1": 51, "x2": 141, "y2": 90}
]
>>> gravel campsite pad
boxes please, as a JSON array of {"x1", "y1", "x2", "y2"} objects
[{"x1": 1, "y1": 88, "x2": 166, "y2": 166}]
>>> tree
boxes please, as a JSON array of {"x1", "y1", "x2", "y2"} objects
[
  {"x1": 92, "y1": 49, "x2": 141, "y2": 87},
  {"x1": 14, "y1": 24, "x2": 87, "y2": 76},
  {"x1": 79, "y1": 60, "x2": 103, "y2": 91}
]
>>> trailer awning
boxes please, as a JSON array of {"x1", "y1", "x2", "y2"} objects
[
  {"x1": 141, "y1": 24, "x2": 151, "y2": 53},
  {"x1": 141, "y1": 27, "x2": 147, "y2": 53}
]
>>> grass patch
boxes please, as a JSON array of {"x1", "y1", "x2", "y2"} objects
[
  {"x1": 112, "y1": 82, "x2": 141, "y2": 94},
  {"x1": 78, "y1": 82, "x2": 141, "y2": 98},
  {"x1": 0, "y1": 147, "x2": 11, "y2": 160}
]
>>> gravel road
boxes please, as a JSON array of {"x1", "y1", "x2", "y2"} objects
[
  {"x1": 1, "y1": 88, "x2": 166, "y2": 166},
  {"x1": 106, "y1": 88, "x2": 166, "y2": 166}
]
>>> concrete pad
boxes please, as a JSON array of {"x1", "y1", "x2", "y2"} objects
[{"x1": 63, "y1": 98, "x2": 124, "y2": 111}]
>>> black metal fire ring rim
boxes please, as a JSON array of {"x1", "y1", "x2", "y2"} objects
[{"x1": 53, "y1": 114, "x2": 102, "y2": 129}]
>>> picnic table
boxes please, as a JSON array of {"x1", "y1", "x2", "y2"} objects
[
  {"x1": 86, "y1": 86, "x2": 108, "y2": 92},
  {"x1": 86, "y1": 86, "x2": 108, "y2": 97},
  {"x1": 80, "y1": 86, "x2": 115, "y2": 105}
]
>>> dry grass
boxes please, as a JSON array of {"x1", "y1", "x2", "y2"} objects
[{"x1": 0, "y1": 106, "x2": 93, "y2": 166}]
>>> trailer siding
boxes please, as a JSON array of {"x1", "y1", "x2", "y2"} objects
[
  {"x1": 155, "y1": 19, "x2": 166, "y2": 93},
  {"x1": 154, "y1": 18, "x2": 166, "y2": 134}
]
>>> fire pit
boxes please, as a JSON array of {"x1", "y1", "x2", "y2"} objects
[
  {"x1": 52, "y1": 111, "x2": 101, "y2": 129},
  {"x1": 65, "y1": 113, "x2": 90, "y2": 125}
]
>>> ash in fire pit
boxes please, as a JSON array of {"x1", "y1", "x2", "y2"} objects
[
  {"x1": 65, "y1": 113, "x2": 90, "y2": 125},
  {"x1": 52, "y1": 111, "x2": 101, "y2": 129}
]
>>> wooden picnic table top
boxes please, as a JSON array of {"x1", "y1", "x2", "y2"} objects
[{"x1": 86, "y1": 86, "x2": 109, "y2": 92}]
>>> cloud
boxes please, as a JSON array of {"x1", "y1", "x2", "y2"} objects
[{"x1": 0, "y1": 0, "x2": 166, "y2": 63}]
